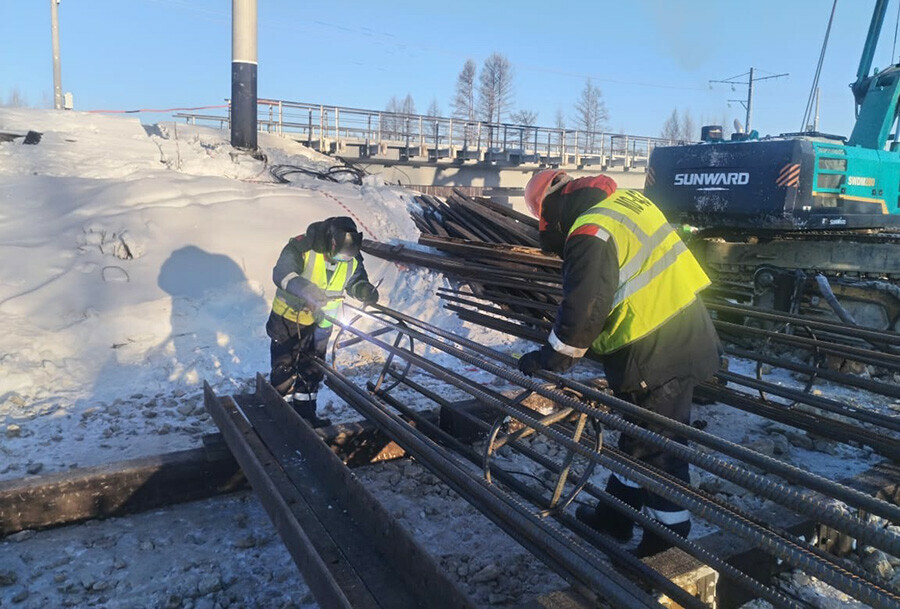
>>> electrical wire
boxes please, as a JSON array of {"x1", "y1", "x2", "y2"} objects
[
  {"x1": 801, "y1": 0, "x2": 838, "y2": 131},
  {"x1": 269, "y1": 161, "x2": 366, "y2": 185},
  {"x1": 893, "y1": 0, "x2": 900, "y2": 63}
]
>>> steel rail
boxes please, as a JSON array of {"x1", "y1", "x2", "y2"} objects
[
  {"x1": 725, "y1": 345, "x2": 900, "y2": 400},
  {"x1": 356, "y1": 304, "x2": 900, "y2": 542},
  {"x1": 716, "y1": 369, "x2": 900, "y2": 433},
  {"x1": 202, "y1": 384, "x2": 470, "y2": 608},
  {"x1": 697, "y1": 383, "x2": 900, "y2": 460},
  {"x1": 706, "y1": 300, "x2": 900, "y2": 347},
  {"x1": 715, "y1": 320, "x2": 900, "y2": 371},
  {"x1": 313, "y1": 360, "x2": 663, "y2": 608},
  {"x1": 331, "y1": 308, "x2": 900, "y2": 608}
]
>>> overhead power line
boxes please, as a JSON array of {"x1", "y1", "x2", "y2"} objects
[{"x1": 710, "y1": 67, "x2": 789, "y2": 132}]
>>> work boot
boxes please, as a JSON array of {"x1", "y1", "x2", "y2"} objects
[
  {"x1": 576, "y1": 474, "x2": 645, "y2": 542},
  {"x1": 575, "y1": 504, "x2": 636, "y2": 542},
  {"x1": 634, "y1": 520, "x2": 691, "y2": 558},
  {"x1": 291, "y1": 399, "x2": 332, "y2": 429}
]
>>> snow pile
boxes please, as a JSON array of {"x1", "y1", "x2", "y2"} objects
[{"x1": 0, "y1": 108, "x2": 459, "y2": 477}]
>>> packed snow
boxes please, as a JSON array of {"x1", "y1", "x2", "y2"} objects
[
  {"x1": 1, "y1": 108, "x2": 897, "y2": 608},
  {"x1": 0, "y1": 107, "x2": 454, "y2": 477}
]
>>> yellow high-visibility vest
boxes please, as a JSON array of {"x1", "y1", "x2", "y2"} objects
[
  {"x1": 272, "y1": 250, "x2": 358, "y2": 328},
  {"x1": 567, "y1": 189, "x2": 710, "y2": 353}
]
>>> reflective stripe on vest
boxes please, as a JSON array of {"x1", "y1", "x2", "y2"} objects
[
  {"x1": 272, "y1": 251, "x2": 358, "y2": 328},
  {"x1": 567, "y1": 190, "x2": 710, "y2": 354}
]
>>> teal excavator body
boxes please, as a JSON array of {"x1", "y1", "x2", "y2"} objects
[{"x1": 643, "y1": 0, "x2": 900, "y2": 331}]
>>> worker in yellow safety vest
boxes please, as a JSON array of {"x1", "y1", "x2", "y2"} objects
[
  {"x1": 520, "y1": 170, "x2": 721, "y2": 557},
  {"x1": 267, "y1": 216, "x2": 379, "y2": 427}
]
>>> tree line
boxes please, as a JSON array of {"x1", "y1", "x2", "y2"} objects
[
  {"x1": 660, "y1": 107, "x2": 733, "y2": 143},
  {"x1": 382, "y1": 52, "x2": 731, "y2": 146},
  {"x1": 383, "y1": 52, "x2": 609, "y2": 149}
]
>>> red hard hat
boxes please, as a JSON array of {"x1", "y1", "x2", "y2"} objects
[{"x1": 524, "y1": 169, "x2": 568, "y2": 218}]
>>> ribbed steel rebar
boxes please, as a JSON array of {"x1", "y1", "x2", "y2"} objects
[
  {"x1": 725, "y1": 345, "x2": 900, "y2": 399},
  {"x1": 333, "y1": 307, "x2": 900, "y2": 608},
  {"x1": 355, "y1": 304, "x2": 900, "y2": 546},
  {"x1": 314, "y1": 359, "x2": 662, "y2": 608},
  {"x1": 716, "y1": 320, "x2": 900, "y2": 371},
  {"x1": 371, "y1": 386, "x2": 711, "y2": 609},
  {"x1": 717, "y1": 369, "x2": 900, "y2": 433},
  {"x1": 706, "y1": 301, "x2": 900, "y2": 348},
  {"x1": 384, "y1": 370, "x2": 805, "y2": 609}
]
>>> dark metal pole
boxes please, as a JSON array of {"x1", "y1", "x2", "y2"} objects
[
  {"x1": 746, "y1": 67, "x2": 754, "y2": 131},
  {"x1": 231, "y1": 0, "x2": 257, "y2": 150}
]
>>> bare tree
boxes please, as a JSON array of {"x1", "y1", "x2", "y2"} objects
[
  {"x1": 402, "y1": 93, "x2": 417, "y2": 140},
  {"x1": 383, "y1": 96, "x2": 403, "y2": 139},
  {"x1": 660, "y1": 108, "x2": 681, "y2": 142},
  {"x1": 427, "y1": 98, "x2": 442, "y2": 145},
  {"x1": 2, "y1": 89, "x2": 28, "y2": 108},
  {"x1": 452, "y1": 59, "x2": 478, "y2": 146},
  {"x1": 401, "y1": 94, "x2": 416, "y2": 116},
  {"x1": 478, "y1": 52, "x2": 514, "y2": 147},
  {"x1": 573, "y1": 79, "x2": 608, "y2": 153},
  {"x1": 555, "y1": 107, "x2": 566, "y2": 152},
  {"x1": 680, "y1": 109, "x2": 696, "y2": 142},
  {"x1": 510, "y1": 109, "x2": 538, "y2": 151},
  {"x1": 452, "y1": 59, "x2": 477, "y2": 120}
]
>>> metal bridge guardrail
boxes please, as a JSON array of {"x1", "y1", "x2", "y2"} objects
[{"x1": 174, "y1": 99, "x2": 684, "y2": 169}]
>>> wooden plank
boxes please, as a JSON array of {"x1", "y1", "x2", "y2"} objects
[
  {"x1": 642, "y1": 550, "x2": 718, "y2": 609},
  {"x1": 0, "y1": 413, "x2": 413, "y2": 535},
  {"x1": 0, "y1": 435, "x2": 245, "y2": 536}
]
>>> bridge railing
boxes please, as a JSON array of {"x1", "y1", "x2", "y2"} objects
[{"x1": 174, "y1": 99, "x2": 681, "y2": 169}]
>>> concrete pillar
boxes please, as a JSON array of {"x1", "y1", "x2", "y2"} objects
[
  {"x1": 231, "y1": 0, "x2": 257, "y2": 150},
  {"x1": 50, "y1": 0, "x2": 63, "y2": 110}
]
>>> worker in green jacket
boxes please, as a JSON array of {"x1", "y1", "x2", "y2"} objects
[{"x1": 267, "y1": 216, "x2": 378, "y2": 427}]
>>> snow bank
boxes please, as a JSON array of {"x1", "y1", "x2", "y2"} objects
[{"x1": 0, "y1": 108, "x2": 460, "y2": 475}]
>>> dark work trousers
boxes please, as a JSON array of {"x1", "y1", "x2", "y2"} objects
[
  {"x1": 611, "y1": 375, "x2": 694, "y2": 525},
  {"x1": 265, "y1": 311, "x2": 332, "y2": 398}
]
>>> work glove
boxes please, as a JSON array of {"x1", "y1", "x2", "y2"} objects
[
  {"x1": 298, "y1": 284, "x2": 328, "y2": 310},
  {"x1": 355, "y1": 282, "x2": 379, "y2": 306},
  {"x1": 518, "y1": 345, "x2": 577, "y2": 377}
]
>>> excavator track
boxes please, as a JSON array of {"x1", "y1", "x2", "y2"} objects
[{"x1": 690, "y1": 230, "x2": 900, "y2": 332}]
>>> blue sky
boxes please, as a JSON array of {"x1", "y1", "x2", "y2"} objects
[{"x1": 3, "y1": 1, "x2": 898, "y2": 138}]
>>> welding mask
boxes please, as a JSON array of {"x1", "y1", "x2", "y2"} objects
[{"x1": 328, "y1": 225, "x2": 362, "y2": 262}]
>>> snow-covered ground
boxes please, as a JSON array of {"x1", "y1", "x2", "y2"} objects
[
  {"x1": 0, "y1": 107, "x2": 458, "y2": 479},
  {"x1": 1, "y1": 108, "x2": 897, "y2": 608}
]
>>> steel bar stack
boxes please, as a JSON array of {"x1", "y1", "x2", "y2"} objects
[
  {"x1": 357, "y1": 189, "x2": 900, "y2": 606},
  {"x1": 321, "y1": 302, "x2": 900, "y2": 609}
]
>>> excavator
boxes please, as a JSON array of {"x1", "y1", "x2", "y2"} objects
[{"x1": 644, "y1": 0, "x2": 900, "y2": 332}]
